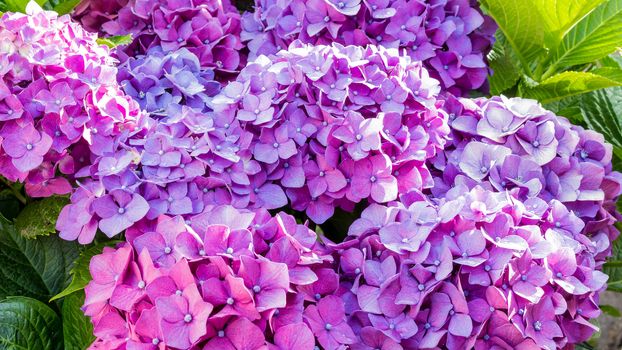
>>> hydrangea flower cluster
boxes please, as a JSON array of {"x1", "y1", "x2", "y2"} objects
[
  {"x1": 241, "y1": 0, "x2": 496, "y2": 94},
  {"x1": 57, "y1": 41, "x2": 450, "y2": 244},
  {"x1": 0, "y1": 3, "x2": 144, "y2": 197},
  {"x1": 211, "y1": 42, "x2": 449, "y2": 223},
  {"x1": 73, "y1": 0, "x2": 244, "y2": 75},
  {"x1": 84, "y1": 205, "x2": 336, "y2": 350},
  {"x1": 324, "y1": 96, "x2": 621, "y2": 349}
]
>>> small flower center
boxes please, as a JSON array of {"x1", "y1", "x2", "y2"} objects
[
  {"x1": 164, "y1": 246, "x2": 172, "y2": 254},
  {"x1": 480, "y1": 166, "x2": 488, "y2": 174},
  {"x1": 226, "y1": 297, "x2": 235, "y2": 305},
  {"x1": 184, "y1": 314, "x2": 192, "y2": 323},
  {"x1": 324, "y1": 16, "x2": 330, "y2": 22},
  {"x1": 417, "y1": 284, "x2": 425, "y2": 291},
  {"x1": 138, "y1": 280, "x2": 146, "y2": 289},
  {"x1": 484, "y1": 265, "x2": 491, "y2": 272},
  {"x1": 325, "y1": 323, "x2": 332, "y2": 330},
  {"x1": 226, "y1": 247, "x2": 234, "y2": 254},
  {"x1": 533, "y1": 321, "x2": 542, "y2": 331},
  {"x1": 218, "y1": 330, "x2": 225, "y2": 337},
  {"x1": 253, "y1": 285, "x2": 261, "y2": 293},
  {"x1": 152, "y1": 338, "x2": 160, "y2": 345},
  {"x1": 26, "y1": 143, "x2": 33, "y2": 151},
  {"x1": 117, "y1": 207, "x2": 125, "y2": 214}
]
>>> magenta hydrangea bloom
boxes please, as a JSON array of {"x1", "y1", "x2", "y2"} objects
[
  {"x1": 0, "y1": 3, "x2": 144, "y2": 197},
  {"x1": 83, "y1": 206, "x2": 332, "y2": 349},
  {"x1": 242, "y1": 0, "x2": 496, "y2": 95}
]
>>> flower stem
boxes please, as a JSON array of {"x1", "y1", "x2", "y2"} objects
[{"x1": 0, "y1": 177, "x2": 27, "y2": 205}]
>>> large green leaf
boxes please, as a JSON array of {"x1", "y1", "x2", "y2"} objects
[
  {"x1": 522, "y1": 71, "x2": 622, "y2": 103},
  {"x1": 14, "y1": 196, "x2": 68, "y2": 239},
  {"x1": 532, "y1": 0, "x2": 605, "y2": 46},
  {"x1": 0, "y1": 297, "x2": 62, "y2": 350},
  {"x1": 0, "y1": 216, "x2": 78, "y2": 301},
  {"x1": 546, "y1": 0, "x2": 622, "y2": 73},
  {"x1": 479, "y1": 0, "x2": 544, "y2": 70},
  {"x1": 62, "y1": 291, "x2": 94, "y2": 350},
  {"x1": 51, "y1": 241, "x2": 120, "y2": 301},
  {"x1": 50, "y1": 0, "x2": 80, "y2": 14},
  {"x1": 96, "y1": 34, "x2": 133, "y2": 49},
  {"x1": 487, "y1": 32, "x2": 521, "y2": 94},
  {"x1": 604, "y1": 235, "x2": 622, "y2": 292},
  {"x1": 577, "y1": 86, "x2": 622, "y2": 149}
]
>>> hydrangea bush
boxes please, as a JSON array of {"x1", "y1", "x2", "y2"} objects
[{"x1": 0, "y1": 1, "x2": 621, "y2": 350}]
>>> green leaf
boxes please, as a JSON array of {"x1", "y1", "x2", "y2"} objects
[
  {"x1": 599, "y1": 52, "x2": 622, "y2": 68},
  {"x1": 532, "y1": 0, "x2": 605, "y2": 46},
  {"x1": 604, "y1": 235, "x2": 622, "y2": 292},
  {"x1": 577, "y1": 86, "x2": 622, "y2": 148},
  {"x1": 50, "y1": 241, "x2": 120, "y2": 301},
  {"x1": 96, "y1": 34, "x2": 133, "y2": 49},
  {"x1": 546, "y1": 0, "x2": 622, "y2": 73},
  {"x1": 0, "y1": 0, "x2": 29, "y2": 12},
  {"x1": 14, "y1": 196, "x2": 68, "y2": 239},
  {"x1": 62, "y1": 291, "x2": 94, "y2": 350},
  {"x1": 522, "y1": 71, "x2": 622, "y2": 103},
  {"x1": 50, "y1": 0, "x2": 80, "y2": 14},
  {"x1": 479, "y1": 0, "x2": 544, "y2": 71},
  {"x1": 601, "y1": 304, "x2": 622, "y2": 317},
  {"x1": 0, "y1": 216, "x2": 78, "y2": 301},
  {"x1": 487, "y1": 32, "x2": 521, "y2": 94},
  {"x1": 0, "y1": 297, "x2": 62, "y2": 350},
  {"x1": 0, "y1": 189, "x2": 21, "y2": 220}
]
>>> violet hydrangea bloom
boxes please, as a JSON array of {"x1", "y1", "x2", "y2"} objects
[
  {"x1": 210, "y1": 42, "x2": 449, "y2": 223},
  {"x1": 73, "y1": 0, "x2": 244, "y2": 75},
  {"x1": 242, "y1": 0, "x2": 496, "y2": 95}
]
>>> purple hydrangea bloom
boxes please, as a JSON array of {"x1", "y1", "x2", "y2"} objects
[
  {"x1": 242, "y1": 0, "x2": 496, "y2": 95},
  {"x1": 73, "y1": 0, "x2": 244, "y2": 76}
]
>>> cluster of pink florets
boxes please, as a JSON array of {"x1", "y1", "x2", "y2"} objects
[{"x1": 0, "y1": 3, "x2": 144, "y2": 197}]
